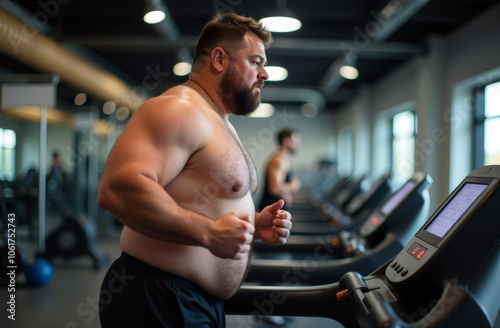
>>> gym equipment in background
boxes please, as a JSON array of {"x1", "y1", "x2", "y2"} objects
[
  {"x1": 225, "y1": 165, "x2": 500, "y2": 328},
  {"x1": 248, "y1": 172, "x2": 432, "y2": 283},
  {"x1": 330, "y1": 175, "x2": 366, "y2": 212},
  {"x1": 332, "y1": 171, "x2": 392, "y2": 226},
  {"x1": 1, "y1": 76, "x2": 110, "y2": 272},
  {"x1": 290, "y1": 171, "x2": 392, "y2": 234},
  {"x1": 38, "y1": 214, "x2": 108, "y2": 270},
  {"x1": 1, "y1": 75, "x2": 59, "y2": 256},
  {"x1": 289, "y1": 175, "x2": 353, "y2": 213},
  {"x1": 46, "y1": 164, "x2": 69, "y2": 218},
  {"x1": 24, "y1": 258, "x2": 53, "y2": 287}
]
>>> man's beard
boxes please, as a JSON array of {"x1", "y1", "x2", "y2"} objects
[{"x1": 218, "y1": 65, "x2": 263, "y2": 116}]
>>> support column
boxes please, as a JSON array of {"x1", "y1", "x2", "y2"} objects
[{"x1": 415, "y1": 36, "x2": 447, "y2": 211}]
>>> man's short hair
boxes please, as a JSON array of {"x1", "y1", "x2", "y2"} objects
[{"x1": 193, "y1": 11, "x2": 272, "y2": 64}]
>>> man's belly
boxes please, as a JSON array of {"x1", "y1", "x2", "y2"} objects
[{"x1": 120, "y1": 226, "x2": 249, "y2": 299}]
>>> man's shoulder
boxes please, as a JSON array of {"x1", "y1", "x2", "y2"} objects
[
  {"x1": 146, "y1": 85, "x2": 197, "y2": 106},
  {"x1": 124, "y1": 88, "x2": 211, "y2": 151},
  {"x1": 138, "y1": 86, "x2": 207, "y2": 121},
  {"x1": 161, "y1": 84, "x2": 193, "y2": 98},
  {"x1": 269, "y1": 152, "x2": 289, "y2": 168}
]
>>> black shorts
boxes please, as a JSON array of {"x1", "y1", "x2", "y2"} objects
[{"x1": 99, "y1": 252, "x2": 226, "y2": 328}]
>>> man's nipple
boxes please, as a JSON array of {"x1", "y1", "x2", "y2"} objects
[{"x1": 232, "y1": 181, "x2": 243, "y2": 192}]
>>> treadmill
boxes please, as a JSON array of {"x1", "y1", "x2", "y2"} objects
[
  {"x1": 292, "y1": 171, "x2": 392, "y2": 227},
  {"x1": 226, "y1": 165, "x2": 500, "y2": 328},
  {"x1": 289, "y1": 173, "x2": 393, "y2": 234},
  {"x1": 248, "y1": 172, "x2": 432, "y2": 283},
  {"x1": 290, "y1": 175, "x2": 364, "y2": 216}
]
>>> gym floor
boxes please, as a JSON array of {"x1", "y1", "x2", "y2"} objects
[{"x1": 1, "y1": 215, "x2": 498, "y2": 328}]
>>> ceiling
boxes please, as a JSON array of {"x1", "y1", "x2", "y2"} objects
[{"x1": 1, "y1": 0, "x2": 499, "y2": 115}]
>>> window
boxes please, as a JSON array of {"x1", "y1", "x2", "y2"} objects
[
  {"x1": 338, "y1": 126, "x2": 353, "y2": 176},
  {"x1": 0, "y1": 128, "x2": 17, "y2": 180},
  {"x1": 474, "y1": 80, "x2": 500, "y2": 167},
  {"x1": 391, "y1": 111, "x2": 416, "y2": 185}
]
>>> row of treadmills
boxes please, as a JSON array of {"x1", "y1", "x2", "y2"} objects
[{"x1": 225, "y1": 166, "x2": 500, "y2": 328}]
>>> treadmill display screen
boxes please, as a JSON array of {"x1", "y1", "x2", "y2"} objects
[
  {"x1": 425, "y1": 183, "x2": 488, "y2": 238},
  {"x1": 380, "y1": 181, "x2": 416, "y2": 215}
]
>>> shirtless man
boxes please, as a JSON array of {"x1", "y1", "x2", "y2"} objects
[
  {"x1": 97, "y1": 12, "x2": 292, "y2": 327},
  {"x1": 259, "y1": 128, "x2": 302, "y2": 211}
]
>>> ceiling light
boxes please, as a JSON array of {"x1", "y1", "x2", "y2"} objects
[
  {"x1": 143, "y1": 0, "x2": 166, "y2": 24},
  {"x1": 116, "y1": 107, "x2": 130, "y2": 121},
  {"x1": 301, "y1": 103, "x2": 318, "y2": 118},
  {"x1": 259, "y1": 15, "x2": 302, "y2": 33},
  {"x1": 339, "y1": 65, "x2": 359, "y2": 80},
  {"x1": 173, "y1": 62, "x2": 192, "y2": 76},
  {"x1": 74, "y1": 93, "x2": 87, "y2": 105},
  {"x1": 144, "y1": 10, "x2": 165, "y2": 24},
  {"x1": 260, "y1": 1, "x2": 301, "y2": 33},
  {"x1": 250, "y1": 103, "x2": 275, "y2": 118},
  {"x1": 103, "y1": 101, "x2": 116, "y2": 114},
  {"x1": 266, "y1": 66, "x2": 288, "y2": 81}
]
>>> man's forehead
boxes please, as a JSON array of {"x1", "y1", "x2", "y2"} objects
[{"x1": 242, "y1": 33, "x2": 267, "y2": 56}]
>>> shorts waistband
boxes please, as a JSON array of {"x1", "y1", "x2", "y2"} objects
[{"x1": 118, "y1": 251, "x2": 221, "y2": 301}]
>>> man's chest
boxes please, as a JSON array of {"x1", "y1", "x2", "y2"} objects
[{"x1": 189, "y1": 130, "x2": 258, "y2": 198}]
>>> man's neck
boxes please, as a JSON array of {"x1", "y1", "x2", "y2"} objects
[
  {"x1": 186, "y1": 78, "x2": 229, "y2": 120},
  {"x1": 279, "y1": 147, "x2": 291, "y2": 156}
]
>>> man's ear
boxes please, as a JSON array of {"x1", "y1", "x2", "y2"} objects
[{"x1": 210, "y1": 47, "x2": 226, "y2": 73}]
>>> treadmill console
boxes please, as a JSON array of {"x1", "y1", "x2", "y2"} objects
[
  {"x1": 358, "y1": 171, "x2": 430, "y2": 238},
  {"x1": 386, "y1": 166, "x2": 500, "y2": 295},
  {"x1": 344, "y1": 171, "x2": 391, "y2": 217},
  {"x1": 334, "y1": 175, "x2": 365, "y2": 208}
]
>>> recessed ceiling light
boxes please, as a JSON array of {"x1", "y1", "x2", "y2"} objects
[
  {"x1": 103, "y1": 101, "x2": 116, "y2": 114},
  {"x1": 339, "y1": 65, "x2": 359, "y2": 80},
  {"x1": 259, "y1": 16, "x2": 302, "y2": 33},
  {"x1": 144, "y1": 10, "x2": 165, "y2": 24},
  {"x1": 116, "y1": 107, "x2": 130, "y2": 121},
  {"x1": 301, "y1": 103, "x2": 318, "y2": 118},
  {"x1": 266, "y1": 66, "x2": 288, "y2": 81},
  {"x1": 74, "y1": 93, "x2": 87, "y2": 105}
]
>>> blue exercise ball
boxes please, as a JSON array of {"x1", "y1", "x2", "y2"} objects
[{"x1": 25, "y1": 259, "x2": 53, "y2": 287}]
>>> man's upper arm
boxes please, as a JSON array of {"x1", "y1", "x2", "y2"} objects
[{"x1": 104, "y1": 96, "x2": 206, "y2": 188}]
